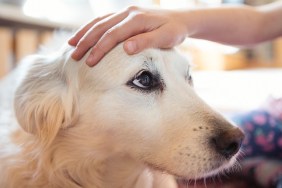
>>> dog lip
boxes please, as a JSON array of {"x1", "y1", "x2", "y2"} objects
[
  {"x1": 144, "y1": 162, "x2": 166, "y2": 172},
  {"x1": 144, "y1": 155, "x2": 232, "y2": 181},
  {"x1": 144, "y1": 162, "x2": 186, "y2": 179}
]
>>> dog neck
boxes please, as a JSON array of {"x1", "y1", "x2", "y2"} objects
[
  {"x1": 48, "y1": 133, "x2": 156, "y2": 188},
  {"x1": 5, "y1": 130, "x2": 156, "y2": 188},
  {"x1": 63, "y1": 153, "x2": 176, "y2": 188},
  {"x1": 7, "y1": 124, "x2": 177, "y2": 188},
  {"x1": 55, "y1": 149, "x2": 154, "y2": 188}
]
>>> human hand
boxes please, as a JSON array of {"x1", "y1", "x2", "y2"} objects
[{"x1": 68, "y1": 6, "x2": 188, "y2": 66}]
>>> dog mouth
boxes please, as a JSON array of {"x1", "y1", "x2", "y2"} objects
[
  {"x1": 144, "y1": 154, "x2": 237, "y2": 181},
  {"x1": 142, "y1": 128, "x2": 243, "y2": 180},
  {"x1": 144, "y1": 162, "x2": 183, "y2": 177}
]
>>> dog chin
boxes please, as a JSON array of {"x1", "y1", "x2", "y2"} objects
[
  {"x1": 144, "y1": 162, "x2": 182, "y2": 178},
  {"x1": 194, "y1": 155, "x2": 238, "y2": 180},
  {"x1": 145, "y1": 154, "x2": 237, "y2": 181}
]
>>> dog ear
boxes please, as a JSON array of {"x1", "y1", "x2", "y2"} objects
[{"x1": 14, "y1": 55, "x2": 79, "y2": 147}]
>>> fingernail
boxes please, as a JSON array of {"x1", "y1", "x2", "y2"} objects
[
  {"x1": 86, "y1": 54, "x2": 97, "y2": 66},
  {"x1": 68, "y1": 36, "x2": 76, "y2": 46},
  {"x1": 125, "y1": 41, "x2": 137, "y2": 54},
  {"x1": 71, "y1": 49, "x2": 79, "y2": 60}
]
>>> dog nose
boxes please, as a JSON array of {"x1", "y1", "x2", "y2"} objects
[{"x1": 211, "y1": 128, "x2": 244, "y2": 159}]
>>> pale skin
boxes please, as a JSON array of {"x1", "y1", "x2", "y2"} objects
[{"x1": 69, "y1": 1, "x2": 282, "y2": 66}]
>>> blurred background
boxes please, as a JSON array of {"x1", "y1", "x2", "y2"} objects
[{"x1": 0, "y1": 0, "x2": 281, "y2": 112}]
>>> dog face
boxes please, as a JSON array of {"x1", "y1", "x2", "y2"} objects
[{"x1": 14, "y1": 44, "x2": 244, "y2": 180}]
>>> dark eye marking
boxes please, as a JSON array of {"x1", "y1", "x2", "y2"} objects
[
  {"x1": 187, "y1": 75, "x2": 193, "y2": 86},
  {"x1": 127, "y1": 70, "x2": 164, "y2": 93},
  {"x1": 186, "y1": 66, "x2": 193, "y2": 86}
]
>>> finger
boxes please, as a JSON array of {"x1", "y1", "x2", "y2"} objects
[
  {"x1": 123, "y1": 31, "x2": 164, "y2": 55},
  {"x1": 68, "y1": 13, "x2": 113, "y2": 46},
  {"x1": 71, "y1": 11, "x2": 130, "y2": 61},
  {"x1": 124, "y1": 26, "x2": 183, "y2": 55},
  {"x1": 85, "y1": 16, "x2": 149, "y2": 66}
]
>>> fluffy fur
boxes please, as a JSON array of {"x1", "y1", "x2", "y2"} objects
[{"x1": 0, "y1": 43, "x2": 244, "y2": 188}]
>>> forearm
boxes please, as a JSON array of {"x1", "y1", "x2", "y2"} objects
[
  {"x1": 258, "y1": 1, "x2": 282, "y2": 43},
  {"x1": 69, "y1": 2, "x2": 282, "y2": 66},
  {"x1": 179, "y1": 2, "x2": 282, "y2": 46}
]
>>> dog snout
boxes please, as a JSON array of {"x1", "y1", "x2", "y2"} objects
[{"x1": 211, "y1": 128, "x2": 244, "y2": 159}]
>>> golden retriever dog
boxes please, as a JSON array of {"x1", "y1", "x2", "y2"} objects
[{"x1": 0, "y1": 43, "x2": 244, "y2": 188}]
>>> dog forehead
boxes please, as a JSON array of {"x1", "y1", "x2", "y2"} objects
[
  {"x1": 158, "y1": 49, "x2": 190, "y2": 70},
  {"x1": 83, "y1": 44, "x2": 191, "y2": 83},
  {"x1": 113, "y1": 45, "x2": 190, "y2": 72},
  {"x1": 139, "y1": 49, "x2": 191, "y2": 78}
]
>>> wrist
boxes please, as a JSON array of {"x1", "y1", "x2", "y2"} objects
[{"x1": 175, "y1": 9, "x2": 205, "y2": 38}]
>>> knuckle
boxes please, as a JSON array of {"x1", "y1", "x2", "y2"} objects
[
  {"x1": 143, "y1": 37, "x2": 153, "y2": 47},
  {"x1": 94, "y1": 15, "x2": 105, "y2": 21},
  {"x1": 96, "y1": 36, "x2": 115, "y2": 54},
  {"x1": 102, "y1": 33, "x2": 117, "y2": 48},
  {"x1": 95, "y1": 42, "x2": 107, "y2": 54},
  {"x1": 92, "y1": 22, "x2": 104, "y2": 32},
  {"x1": 131, "y1": 12, "x2": 146, "y2": 22},
  {"x1": 92, "y1": 17, "x2": 102, "y2": 24},
  {"x1": 100, "y1": 36, "x2": 118, "y2": 53},
  {"x1": 104, "y1": 28, "x2": 116, "y2": 37},
  {"x1": 103, "y1": 27, "x2": 120, "y2": 44},
  {"x1": 126, "y1": 5, "x2": 139, "y2": 12},
  {"x1": 77, "y1": 39, "x2": 89, "y2": 49}
]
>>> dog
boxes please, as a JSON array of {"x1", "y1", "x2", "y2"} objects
[{"x1": 0, "y1": 42, "x2": 244, "y2": 188}]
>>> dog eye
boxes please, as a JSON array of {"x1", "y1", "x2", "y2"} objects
[
  {"x1": 132, "y1": 71, "x2": 153, "y2": 89},
  {"x1": 127, "y1": 70, "x2": 163, "y2": 92}
]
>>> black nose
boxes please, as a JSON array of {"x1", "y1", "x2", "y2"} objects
[{"x1": 211, "y1": 128, "x2": 244, "y2": 159}]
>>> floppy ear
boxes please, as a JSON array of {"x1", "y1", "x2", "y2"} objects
[{"x1": 14, "y1": 55, "x2": 79, "y2": 147}]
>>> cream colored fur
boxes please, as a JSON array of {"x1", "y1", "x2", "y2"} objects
[{"x1": 0, "y1": 43, "x2": 242, "y2": 188}]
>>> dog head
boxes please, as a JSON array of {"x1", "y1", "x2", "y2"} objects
[{"x1": 14, "y1": 44, "x2": 244, "y2": 179}]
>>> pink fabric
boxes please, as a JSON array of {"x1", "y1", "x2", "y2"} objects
[{"x1": 264, "y1": 97, "x2": 282, "y2": 121}]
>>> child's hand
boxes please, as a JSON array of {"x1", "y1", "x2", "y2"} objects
[{"x1": 68, "y1": 6, "x2": 188, "y2": 66}]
